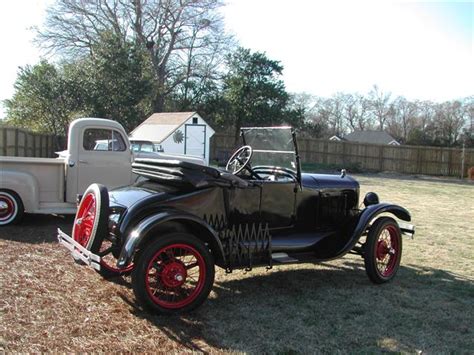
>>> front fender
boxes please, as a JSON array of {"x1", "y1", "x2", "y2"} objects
[
  {"x1": 340, "y1": 203, "x2": 411, "y2": 255},
  {"x1": 117, "y1": 210, "x2": 225, "y2": 268}
]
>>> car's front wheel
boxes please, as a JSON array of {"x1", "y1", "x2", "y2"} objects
[
  {"x1": 364, "y1": 217, "x2": 402, "y2": 284},
  {"x1": 132, "y1": 232, "x2": 215, "y2": 314}
]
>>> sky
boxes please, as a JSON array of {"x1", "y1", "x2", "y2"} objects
[{"x1": 0, "y1": 0, "x2": 472, "y2": 119}]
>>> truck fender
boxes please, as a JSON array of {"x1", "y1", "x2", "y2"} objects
[
  {"x1": 0, "y1": 170, "x2": 39, "y2": 212},
  {"x1": 341, "y1": 203, "x2": 411, "y2": 255},
  {"x1": 117, "y1": 210, "x2": 225, "y2": 268}
]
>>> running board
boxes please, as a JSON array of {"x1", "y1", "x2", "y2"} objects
[{"x1": 272, "y1": 252, "x2": 299, "y2": 263}]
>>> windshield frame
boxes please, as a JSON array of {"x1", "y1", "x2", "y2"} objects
[{"x1": 240, "y1": 126, "x2": 302, "y2": 184}]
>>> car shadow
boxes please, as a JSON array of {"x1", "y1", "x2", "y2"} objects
[
  {"x1": 120, "y1": 261, "x2": 473, "y2": 353},
  {"x1": 0, "y1": 214, "x2": 74, "y2": 244}
]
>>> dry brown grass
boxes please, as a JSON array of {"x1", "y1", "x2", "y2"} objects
[{"x1": 1, "y1": 175, "x2": 473, "y2": 353}]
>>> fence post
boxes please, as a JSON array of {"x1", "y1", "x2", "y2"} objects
[
  {"x1": 2, "y1": 128, "x2": 6, "y2": 156},
  {"x1": 378, "y1": 145, "x2": 384, "y2": 171},
  {"x1": 416, "y1": 147, "x2": 422, "y2": 174},
  {"x1": 14, "y1": 128, "x2": 19, "y2": 157},
  {"x1": 461, "y1": 143, "x2": 465, "y2": 179}
]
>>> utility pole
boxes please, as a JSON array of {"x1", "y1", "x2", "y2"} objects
[{"x1": 461, "y1": 142, "x2": 465, "y2": 180}]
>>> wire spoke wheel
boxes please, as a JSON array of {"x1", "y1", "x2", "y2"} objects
[
  {"x1": 364, "y1": 217, "x2": 402, "y2": 284},
  {"x1": 146, "y1": 244, "x2": 205, "y2": 309},
  {"x1": 375, "y1": 226, "x2": 399, "y2": 277},
  {"x1": 132, "y1": 233, "x2": 215, "y2": 314},
  {"x1": 98, "y1": 237, "x2": 134, "y2": 275}
]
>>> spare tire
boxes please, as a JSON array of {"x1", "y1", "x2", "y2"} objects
[
  {"x1": 72, "y1": 183, "x2": 109, "y2": 251},
  {"x1": 72, "y1": 183, "x2": 132, "y2": 278}
]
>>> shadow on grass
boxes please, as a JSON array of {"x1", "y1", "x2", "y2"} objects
[
  {"x1": 0, "y1": 214, "x2": 74, "y2": 244},
  {"x1": 123, "y1": 261, "x2": 473, "y2": 353}
]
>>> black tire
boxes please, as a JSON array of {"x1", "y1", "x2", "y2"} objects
[
  {"x1": 0, "y1": 189, "x2": 24, "y2": 226},
  {"x1": 132, "y1": 232, "x2": 215, "y2": 315},
  {"x1": 72, "y1": 183, "x2": 124, "y2": 278},
  {"x1": 364, "y1": 217, "x2": 403, "y2": 284}
]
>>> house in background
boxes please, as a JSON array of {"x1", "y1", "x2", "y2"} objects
[
  {"x1": 129, "y1": 112, "x2": 215, "y2": 165},
  {"x1": 330, "y1": 130, "x2": 400, "y2": 146}
]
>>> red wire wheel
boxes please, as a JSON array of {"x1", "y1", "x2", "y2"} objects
[
  {"x1": 364, "y1": 217, "x2": 403, "y2": 284},
  {"x1": 97, "y1": 240, "x2": 134, "y2": 276},
  {"x1": 72, "y1": 191, "x2": 98, "y2": 249},
  {"x1": 72, "y1": 184, "x2": 131, "y2": 278},
  {"x1": 132, "y1": 233, "x2": 215, "y2": 314},
  {"x1": 0, "y1": 190, "x2": 24, "y2": 226}
]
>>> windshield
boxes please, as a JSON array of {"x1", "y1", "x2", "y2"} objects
[
  {"x1": 131, "y1": 142, "x2": 155, "y2": 153},
  {"x1": 241, "y1": 127, "x2": 296, "y2": 171}
]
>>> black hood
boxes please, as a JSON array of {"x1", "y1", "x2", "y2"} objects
[{"x1": 301, "y1": 173, "x2": 359, "y2": 190}]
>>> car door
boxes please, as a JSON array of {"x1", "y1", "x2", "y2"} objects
[
  {"x1": 77, "y1": 128, "x2": 133, "y2": 195},
  {"x1": 226, "y1": 185, "x2": 262, "y2": 227},
  {"x1": 259, "y1": 178, "x2": 297, "y2": 229}
]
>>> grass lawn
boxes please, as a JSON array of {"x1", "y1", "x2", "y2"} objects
[{"x1": 0, "y1": 175, "x2": 473, "y2": 353}]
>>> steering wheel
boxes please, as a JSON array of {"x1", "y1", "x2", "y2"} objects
[
  {"x1": 226, "y1": 146, "x2": 262, "y2": 179},
  {"x1": 226, "y1": 145, "x2": 253, "y2": 174}
]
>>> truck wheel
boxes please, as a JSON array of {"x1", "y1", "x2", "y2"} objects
[
  {"x1": 132, "y1": 233, "x2": 215, "y2": 314},
  {"x1": 0, "y1": 190, "x2": 24, "y2": 226},
  {"x1": 364, "y1": 217, "x2": 402, "y2": 284},
  {"x1": 72, "y1": 183, "x2": 129, "y2": 278}
]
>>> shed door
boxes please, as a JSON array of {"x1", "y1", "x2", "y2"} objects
[{"x1": 185, "y1": 124, "x2": 206, "y2": 159}]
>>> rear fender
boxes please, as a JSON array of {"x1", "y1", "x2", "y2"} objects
[
  {"x1": 0, "y1": 170, "x2": 39, "y2": 212},
  {"x1": 340, "y1": 203, "x2": 411, "y2": 256},
  {"x1": 117, "y1": 210, "x2": 225, "y2": 268}
]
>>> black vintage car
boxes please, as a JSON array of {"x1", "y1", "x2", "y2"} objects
[{"x1": 58, "y1": 127, "x2": 414, "y2": 314}]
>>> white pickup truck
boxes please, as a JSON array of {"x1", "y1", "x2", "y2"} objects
[{"x1": 0, "y1": 117, "x2": 204, "y2": 226}]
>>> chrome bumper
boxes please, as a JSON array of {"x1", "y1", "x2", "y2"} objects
[
  {"x1": 398, "y1": 222, "x2": 415, "y2": 238},
  {"x1": 57, "y1": 228, "x2": 101, "y2": 271}
]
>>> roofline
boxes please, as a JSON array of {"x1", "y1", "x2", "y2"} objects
[
  {"x1": 241, "y1": 126, "x2": 293, "y2": 130},
  {"x1": 129, "y1": 111, "x2": 196, "y2": 136},
  {"x1": 155, "y1": 112, "x2": 202, "y2": 144}
]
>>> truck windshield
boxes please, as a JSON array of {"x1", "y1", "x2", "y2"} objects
[
  {"x1": 241, "y1": 127, "x2": 296, "y2": 171},
  {"x1": 131, "y1": 142, "x2": 155, "y2": 153}
]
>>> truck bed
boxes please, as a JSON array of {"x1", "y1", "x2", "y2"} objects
[{"x1": 0, "y1": 156, "x2": 66, "y2": 204}]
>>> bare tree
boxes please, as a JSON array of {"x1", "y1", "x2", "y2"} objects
[
  {"x1": 312, "y1": 94, "x2": 345, "y2": 136},
  {"x1": 37, "y1": 0, "x2": 232, "y2": 112},
  {"x1": 368, "y1": 85, "x2": 392, "y2": 130},
  {"x1": 432, "y1": 101, "x2": 466, "y2": 146},
  {"x1": 340, "y1": 93, "x2": 371, "y2": 132},
  {"x1": 387, "y1": 96, "x2": 418, "y2": 142}
]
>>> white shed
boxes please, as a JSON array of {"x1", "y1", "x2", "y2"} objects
[{"x1": 129, "y1": 112, "x2": 215, "y2": 165}]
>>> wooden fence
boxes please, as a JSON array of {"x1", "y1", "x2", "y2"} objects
[
  {"x1": 2, "y1": 125, "x2": 473, "y2": 178},
  {"x1": 0, "y1": 126, "x2": 62, "y2": 158},
  {"x1": 210, "y1": 133, "x2": 474, "y2": 178}
]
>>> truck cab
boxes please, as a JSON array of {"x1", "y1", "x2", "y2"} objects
[{"x1": 64, "y1": 118, "x2": 133, "y2": 203}]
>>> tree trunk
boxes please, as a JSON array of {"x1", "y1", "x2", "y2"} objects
[
  {"x1": 153, "y1": 94, "x2": 165, "y2": 113},
  {"x1": 233, "y1": 117, "x2": 242, "y2": 145}
]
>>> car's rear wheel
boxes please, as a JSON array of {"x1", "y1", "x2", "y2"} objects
[
  {"x1": 132, "y1": 233, "x2": 215, "y2": 314},
  {"x1": 0, "y1": 190, "x2": 24, "y2": 226},
  {"x1": 364, "y1": 217, "x2": 402, "y2": 284},
  {"x1": 72, "y1": 183, "x2": 130, "y2": 278}
]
